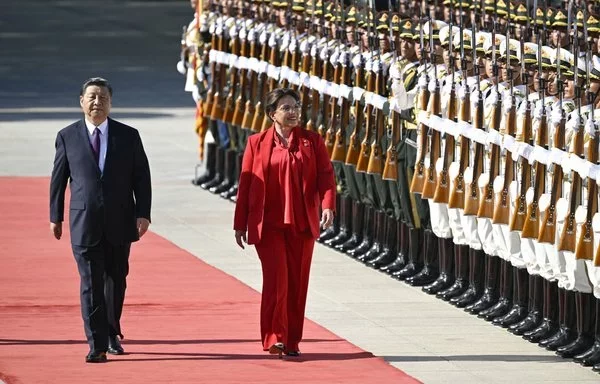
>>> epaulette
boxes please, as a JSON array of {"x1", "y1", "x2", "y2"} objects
[{"x1": 403, "y1": 68, "x2": 417, "y2": 91}]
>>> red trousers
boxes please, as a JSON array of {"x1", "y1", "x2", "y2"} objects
[{"x1": 255, "y1": 226, "x2": 315, "y2": 352}]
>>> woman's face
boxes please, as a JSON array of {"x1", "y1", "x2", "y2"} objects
[{"x1": 271, "y1": 95, "x2": 301, "y2": 128}]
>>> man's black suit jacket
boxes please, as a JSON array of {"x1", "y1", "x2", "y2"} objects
[{"x1": 50, "y1": 117, "x2": 152, "y2": 247}]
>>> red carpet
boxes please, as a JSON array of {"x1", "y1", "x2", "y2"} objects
[{"x1": 0, "y1": 177, "x2": 420, "y2": 384}]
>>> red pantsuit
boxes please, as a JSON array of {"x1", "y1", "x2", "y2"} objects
[{"x1": 234, "y1": 126, "x2": 336, "y2": 352}]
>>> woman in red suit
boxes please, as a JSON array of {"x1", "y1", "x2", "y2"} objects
[{"x1": 233, "y1": 88, "x2": 336, "y2": 357}]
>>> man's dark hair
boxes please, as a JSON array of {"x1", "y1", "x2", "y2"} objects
[
  {"x1": 264, "y1": 88, "x2": 300, "y2": 119},
  {"x1": 80, "y1": 77, "x2": 113, "y2": 97}
]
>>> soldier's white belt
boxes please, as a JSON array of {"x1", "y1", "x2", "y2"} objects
[
  {"x1": 208, "y1": 49, "x2": 390, "y2": 107},
  {"x1": 415, "y1": 110, "x2": 600, "y2": 183}
]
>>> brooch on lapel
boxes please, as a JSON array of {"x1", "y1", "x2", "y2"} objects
[{"x1": 301, "y1": 139, "x2": 309, "y2": 147}]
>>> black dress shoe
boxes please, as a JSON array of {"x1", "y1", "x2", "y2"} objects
[
  {"x1": 556, "y1": 335, "x2": 594, "y2": 359},
  {"x1": 522, "y1": 319, "x2": 559, "y2": 343},
  {"x1": 575, "y1": 341, "x2": 600, "y2": 366},
  {"x1": 285, "y1": 351, "x2": 301, "y2": 357},
  {"x1": 108, "y1": 336, "x2": 125, "y2": 355},
  {"x1": 86, "y1": 351, "x2": 107, "y2": 363}
]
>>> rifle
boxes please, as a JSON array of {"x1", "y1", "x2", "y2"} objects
[
  {"x1": 509, "y1": 0, "x2": 535, "y2": 231},
  {"x1": 318, "y1": 0, "x2": 333, "y2": 138},
  {"x1": 366, "y1": 34, "x2": 386, "y2": 176},
  {"x1": 209, "y1": 12, "x2": 230, "y2": 121},
  {"x1": 250, "y1": 6, "x2": 273, "y2": 133},
  {"x1": 240, "y1": 7, "x2": 260, "y2": 130},
  {"x1": 345, "y1": 0, "x2": 365, "y2": 167},
  {"x1": 232, "y1": 6, "x2": 251, "y2": 127},
  {"x1": 433, "y1": 4, "x2": 456, "y2": 203},
  {"x1": 332, "y1": 0, "x2": 351, "y2": 163},
  {"x1": 478, "y1": 16, "x2": 502, "y2": 219},
  {"x1": 463, "y1": 12, "x2": 484, "y2": 217},
  {"x1": 356, "y1": 2, "x2": 378, "y2": 173},
  {"x1": 288, "y1": 6, "x2": 301, "y2": 93},
  {"x1": 409, "y1": 0, "x2": 431, "y2": 192},
  {"x1": 447, "y1": 2, "x2": 470, "y2": 209},
  {"x1": 382, "y1": 9, "x2": 402, "y2": 181},
  {"x1": 577, "y1": 1, "x2": 598, "y2": 261},
  {"x1": 521, "y1": 30, "x2": 548, "y2": 239},
  {"x1": 559, "y1": 0, "x2": 584, "y2": 252},
  {"x1": 222, "y1": 10, "x2": 241, "y2": 125},
  {"x1": 299, "y1": 2, "x2": 317, "y2": 126},
  {"x1": 325, "y1": 1, "x2": 343, "y2": 156},
  {"x1": 306, "y1": 1, "x2": 324, "y2": 133},
  {"x1": 204, "y1": 1, "x2": 220, "y2": 119},
  {"x1": 280, "y1": 1, "x2": 294, "y2": 89},
  {"x1": 259, "y1": 11, "x2": 282, "y2": 132},
  {"x1": 422, "y1": 18, "x2": 442, "y2": 199},
  {"x1": 538, "y1": 1, "x2": 565, "y2": 241}
]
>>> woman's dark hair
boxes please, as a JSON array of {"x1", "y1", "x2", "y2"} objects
[
  {"x1": 80, "y1": 77, "x2": 113, "y2": 97},
  {"x1": 264, "y1": 88, "x2": 300, "y2": 120}
]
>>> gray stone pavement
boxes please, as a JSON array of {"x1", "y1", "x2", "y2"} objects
[
  {"x1": 2, "y1": 0, "x2": 600, "y2": 382},
  {"x1": 1, "y1": 108, "x2": 599, "y2": 383}
]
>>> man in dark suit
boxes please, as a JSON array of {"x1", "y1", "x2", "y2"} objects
[{"x1": 49, "y1": 77, "x2": 152, "y2": 363}]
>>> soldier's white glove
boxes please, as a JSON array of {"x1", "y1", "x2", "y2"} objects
[{"x1": 176, "y1": 60, "x2": 186, "y2": 75}]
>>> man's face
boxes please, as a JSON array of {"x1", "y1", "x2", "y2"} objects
[
  {"x1": 278, "y1": 9, "x2": 287, "y2": 26},
  {"x1": 378, "y1": 33, "x2": 390, "y2": 52},
  {"x1": 442, "y1": 48, "x2": 452, "y2": 69},
  {"x1": 485, "y1": 57, "x2": 494, "y2": 79},
  {"x1": 345, "y1": 25, "x2": 355, "y2": 45},
  {"x1": 400, "y1": 38, "x2": 416, "y2": 61},
  {"x1": 551, "y1": 29, "x2": 569, "y2": 48},
  {"x1": 80, "y1": 85, "x2": 111, "y2": 124},
  {"x1": 500, "y1": 59, "x2": 520, "y2": 82}
]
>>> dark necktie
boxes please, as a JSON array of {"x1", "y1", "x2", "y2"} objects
[{"x1": 92, "y1": 128, "x2": 100, "y2": 165}]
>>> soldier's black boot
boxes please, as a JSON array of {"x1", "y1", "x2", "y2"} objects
[
  {"x1": 479, "y1": 260, "x2": 513, "y2": 320},
  {"x1": 357, "y1": 210, "x2": 384, "y2": 263},
  {"x1": 317, "y1": 195, "x2": 341, "y2": 243},
  {"x1": 509, "y1": 274, "x2": 544, "y2": 335},
  {"x1": 557, "y1": 292, "x2": 596, "y2": 358},
  {"x1": 201, "y1": 145, "x2": 225, "y2": 189},
  {"x1": 325, "y1": 195, "x2": 352, "y2": 247},
  {"x1": 465, "y1": 255, "x2": 500, "y2": 315},
  {"x1": 450, "y1": 248, "x2": 485, "y2": 308},
  {"x1": 492, "y1": 267, "x2": 529, "y2": 327},
  {"x1": 337, "y1": 200, "x2": 364, "y2": 252},
  {"x1": 192, "y1": 142, "x2": 217, "y2": 186},
  {"x1": 368, "y1": 216, "x2": 397, "y2": 269},
  {"x1": 423, "y1": 237, "x2": 455, "y2": 295},
  {"x1": 574, "y1": 298, "x2": 600, "y2": 366},
  {"x1": 223, "y1": 152, "x2": 242, "y2": 201},
  {"x1": 380, "y1": 221, "x2": 408, "y2": 274},
  {"x1": 392, "y1": 227, "x2": 423, "y2": 281},
  {"x1": 437, "y1": 244, "x2": 470, "y2": 301},
  {"x1": 539, "y1": 288, "x2": 577, "y2": 351},
  {"x1": 406, "y1": 229, "x2": 439, "y2": 287},
  {"x1": 347, "y1": 205, "x2": 374, "y2": 257},
  {"x1": 524, "y1": 280, "x2": 559, "y2": 343},
  {"x1": 211, "y1": 149, "x2": 236, "y2": 194}
]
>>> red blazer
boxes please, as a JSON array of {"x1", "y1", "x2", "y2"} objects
[{"x1": 233, "y1": 126, "x2": 336, "y2": 244}]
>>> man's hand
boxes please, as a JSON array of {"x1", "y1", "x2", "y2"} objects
[
  {"x1": 320, "y1": 209, "x2": 334, "y2": 230},
  {"x1": 235, "y1": 230, "x2": 247, "y2": 249},
  {"x1": 137, "y1": 218, "x2": 150, "y2": 238},
  {"x1": 50, "y1": 222, "x2": 62, "y2": 240}
]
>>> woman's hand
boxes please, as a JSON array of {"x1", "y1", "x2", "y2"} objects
[
  {"x1": 320, "y1": 209, "x2": 334, "y2": 229},
  {"x1": 235, "y1": 230, "x2": 247, "y2": 249}
]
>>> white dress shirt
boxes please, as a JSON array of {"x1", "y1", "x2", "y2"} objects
[{"x1": 84, "y1": 118, "x2": 108, "y2": 173}]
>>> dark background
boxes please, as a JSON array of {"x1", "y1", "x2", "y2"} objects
[{"x1": 0, "y1": 0, "x2": 194, "y2": 111}]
